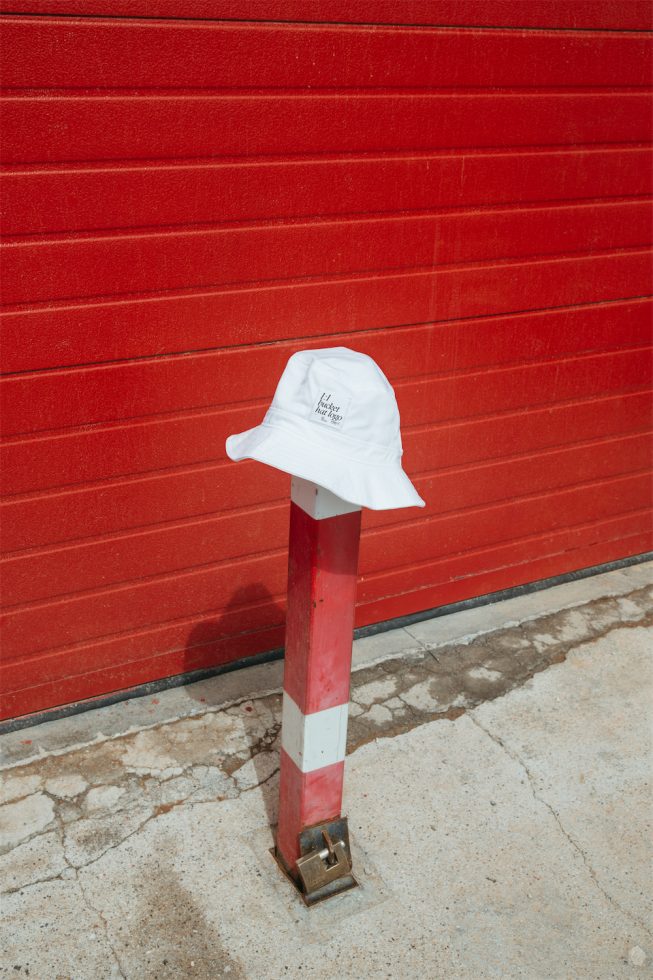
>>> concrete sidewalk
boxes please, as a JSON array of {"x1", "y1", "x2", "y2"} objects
[{"x1": 1, "y1": 561, "x2": 651, "y2": 978}]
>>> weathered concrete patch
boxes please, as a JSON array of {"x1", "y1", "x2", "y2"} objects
[
  {"x1": 0, "y1": 830, "x2": 68, "y2": 894},
  {"x1": 8, "y1": 648, "x2": 648, "y2": 979},
  {"x1": 616, "y1": 595, "x2": 647, "y2": 622},
  {"x1": 0, "y1": 772, "x2": 42, "y2": 805},
  {"x1": 120, "y1": 730, "x2": 183, "y2": 775},
  {"x1": 347, "y1": 586, "x2": 651, "y2": 750},
  {"x1": 85, "y1": 785, "x2": 126, "y2": 813},
  {"x1": 45, "y1": 772, "x2": 88, "y2": 799},
  {"x1": 399, "y1": 678, "x2": 441, "y2": 712},
  {"x1": 0, "y1": 792, "x2": 55, "y2": 851},
  {"x1": 467, "y1": 666, "x2": 502, "y2": 682},
  {"x1": 361, "y1": 703, "x2": 393, "y2": 725},
  {"x1": 352, "y1": 675, "x2": 397, "y2": 706},
  {"x1": 64, "y1": 805, "x2": 155, "y2": 869},
  {"x1": 232, "y1": 751, "x2": 278, "y2": 792}
]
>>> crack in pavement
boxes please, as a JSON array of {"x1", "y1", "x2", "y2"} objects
[
  {"x1": 3, "y1": 814, "x2": 129, "y2": 977},
  {"x1": 2, "y1": 763, "x2": 281, "y2": 900},
  {"x1": 76, "y1": 870, "x2": 127, "y2": 979},
  {"x1": 467, "y1": 712, "x2": 653, "y2": 942}
]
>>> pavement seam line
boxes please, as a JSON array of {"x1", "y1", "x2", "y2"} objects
[
  {"x1": 467, "y1": 711, "x2": 653, "y2": 941},
  {"x1": 394, "y1": 626, "x2": 430, "y2": 651}
]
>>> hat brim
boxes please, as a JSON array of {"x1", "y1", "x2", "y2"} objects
[{"x1": 226, "y1": 423, "x2": 425, "y2": 511}]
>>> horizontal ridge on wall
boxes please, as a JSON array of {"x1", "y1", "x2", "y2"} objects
[
  {"x1": 2, "y1": 253, "x2": 651, "y2": 374},
  {"x1": 2, "y1": 358, "x2": 650, "y2": 527},
  {"x1": 6, "y1": 511, "x2": 649, "y2": 688},
  {"x1": 1, "y1": 293, "x2": 651, "y2": 378},
  {"x1": 3, "y1": 384, "x2": 651, "y2": 495},
  {"x1": 1, "y1": 1, "x2": 652, "y2": 30},
  {"x1": 3, "y1": 147, "x2": 652, "y2": 237},
  {"x1": 3, "y1": 92, "x2": 652, "y2": 163},
  {"x1": 4, "y1": 199, "x2": 652, "y2": 306},
  {"x1": 2, "y1": 340, "x2": 651, "y2": 437},
  {"x1": 2, "y1": 18, "x2": 652, "y2": 89}
]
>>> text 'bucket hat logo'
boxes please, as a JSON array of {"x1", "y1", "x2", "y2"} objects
[{"x1": 225, "y1": 347, "x2": 425, "y2": 510}]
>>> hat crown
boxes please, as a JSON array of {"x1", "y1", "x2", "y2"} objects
[{"x1": 268, "y1": 347, "x2": 401, "y2": 452}]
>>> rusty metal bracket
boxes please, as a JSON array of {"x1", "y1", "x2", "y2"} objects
[{"x1": 273, "y1": 816, "x2": 358, "y2": 906}]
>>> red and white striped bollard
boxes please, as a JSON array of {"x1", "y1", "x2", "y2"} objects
[{"x1": 274, "y1": 476, "x2": 361, "y2": 903}]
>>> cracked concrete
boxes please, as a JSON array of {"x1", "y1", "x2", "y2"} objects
[
  {"x1": 467, "y1": 711, "x2": 650, "y2": 941},
  {"x1": 1, "y1": 562, "x2": 651, "y2": 978}
]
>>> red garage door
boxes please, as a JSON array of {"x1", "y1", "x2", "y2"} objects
[{"x1": 1, "y1": 1, "x2": 652, "y2": 720}]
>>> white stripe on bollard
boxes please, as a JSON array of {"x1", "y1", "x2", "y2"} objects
[{"x1": 281, "y1": 692, "x2": 349, "y2": 773}]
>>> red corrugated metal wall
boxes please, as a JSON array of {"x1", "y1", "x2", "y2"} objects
[{"x1": 1, "y1": 1, "x2": 652, "y2": 720}]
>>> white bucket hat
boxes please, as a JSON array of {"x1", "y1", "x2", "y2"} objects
[{"x1": 225, "y1": 347, "x2": 425, "y2": 510}]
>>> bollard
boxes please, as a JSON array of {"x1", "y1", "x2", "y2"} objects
[
  {"x1": 224, "y1": 347, "x2": 425, "y2": 904},
  {"x1": 274, "y1": 477, "x2": 361, "y2": 903}
]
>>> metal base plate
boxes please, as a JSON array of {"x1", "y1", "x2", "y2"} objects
[
  {"x1": 271, "y1": 846, "x2": 358, "y2": 907},
  {"x1": 272, "y1": 816, "x2": 359, "y2": 907}
]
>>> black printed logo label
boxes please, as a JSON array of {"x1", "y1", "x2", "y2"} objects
[{"x1": 311, "y1": 391, "x2": 350, "y2": 428}]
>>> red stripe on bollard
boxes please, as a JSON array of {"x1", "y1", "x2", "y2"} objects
[
  {"x1": 276, "y1": 750, "x2": 345, "y2": 868},
  {"x1": 284, "y1": 500, "x2": 361, "y2": 714}
]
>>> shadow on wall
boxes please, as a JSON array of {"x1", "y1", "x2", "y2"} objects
[{"x1": 183, "y1": 582, "x2": 285, "y2": 706}]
